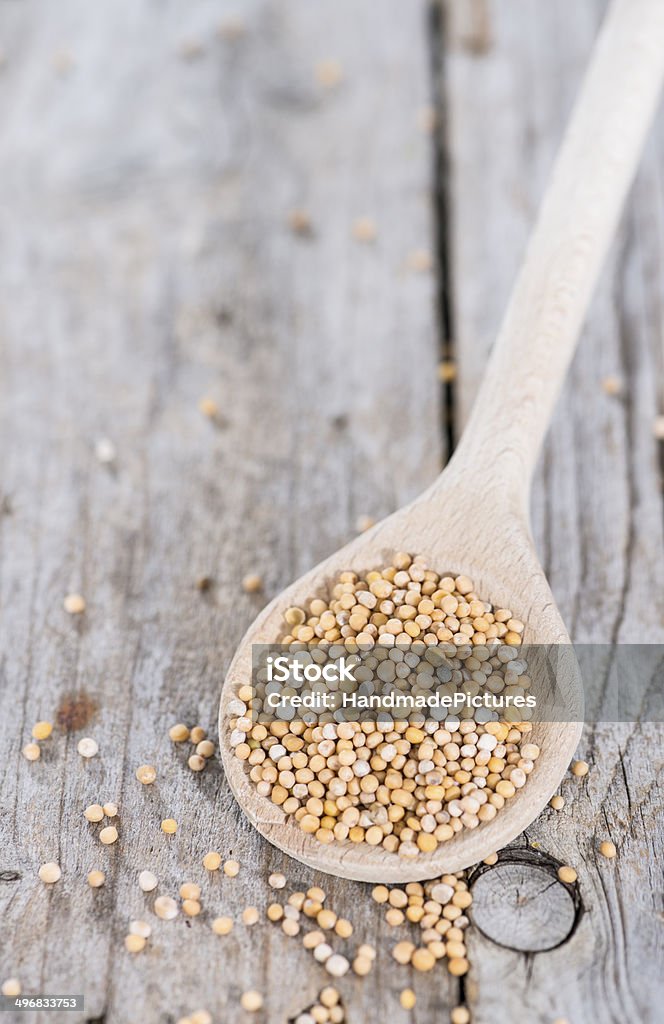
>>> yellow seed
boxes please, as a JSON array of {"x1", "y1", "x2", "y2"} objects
[
  {"x1": 87, "y1": 870, "x2": 105, "y2": 888},
  {"x1": 411, "y1": 948, "x2": 435, "y2": 972},
  {"x1": 77, "y1": 737, "x2": 98, "y2": 758},
  {"x1": 198, "y1": 396, "x2": 219, "y2": 419},
  {"x1": 32, "y1": 721, "x2": 53, "y2": 740},
  {"x1": 372, "y1": 885, "x2": 389, "y2": 903},
  {"x1": 161, "y1": 818, "x2": 178, "y2": 834},
  {"x1": 242, "y1": 906, "x2": 259, "y2": 926},
  {"x1": 196, "y1": 740, "x2": 215, "y2": 758},
  {"x1": 550, "y1": 795, "x2": 565, "y2": 810},
  {"x1": 124, "y1": 934, "x2": 146, "y2": 953},
  {"x1": 352, "y1": 216, "x2": 377, "y2": 242},
  {"x1": 38, "y1": 862, "x2": 61, "y2": 883},
  {"x1": 169, "y1": 724, "x2": 190, "y2": 742},
  {"x1": 180, "y1": 882, "x2": 201, "y2": 900},
  {"x1": 188, "y1": 754, "x2": 206, "y2": 772},
  {"x1": 129, "y1": 920, "x2": 152, "y2": 938},
  {"x1": 268, "y1": 872, "x2": 286, "y2": 889},
  {"x1": 335, "y1": 918, "x2": 353, "y2": 938},
  {"x1": 601, "y1": 375, "x2": 622, "y2": 396},
  {"x1": 64, "y1": 593, "x2": 86, "y2": 614},
  {"x1": 190, "y1": 726, "x2": 207, "y2": 744},
  {"x1": 482, "y1": 853, "x2": 498, "y2": 865},
  {"x1": 400, "y1": 989, "x2": 416, "y2": 1010},
  {"x1": 103, "y1": 803, "x2": 118, "y2": 818},
  {"x1": 182, "y1": 899, "x2": 201, "y2": 917},
  {"x1": 22, "y1": 743, "x2": 41, "y2": 761},
  {"x1": 392, "y1": 941, "x2": 415, "y2": 965},
  {"x1": 203, "y1": 851, "x2": 222, "y2": 871},
  {"x1": 571, "y1": 760, "x2": 589, "y2": 777},
  {"x1": 139, "y1": 870, "x2": 158, "y2": 892},
  {"x1": 451, "y1": 1008, "x2": 471, "y2": 1024},
  {"x1": 287, "y1": 211, "x2": 312, "y2": 237},
  {"x1": 599, "y1": 840, "x2": 617, "y2": 859},
  {"x1": 223, "y1": 859, "x2": 239, "y2": 877},
  {"x1": 100, "y1": 826, "x2": 118, "y2": 845},
  {"x1": 267, "y1": 903, "x2": 283, "y2": 921},
  {"x1": 352, "y1": 955, "x2": 372, "y2": 976},
  {"x1": 447, "y1": 958, "x2": 469, "y2": 976},
  {"x1": 154, "y1": 896, "x2": 178, "y2": 919},
  {"x1": 558, "y1": 865, "x2": 578, "y2": 884},
  {"x1": 242, "y1": 573, "x2": 263, "y2": 594},
  {"x1": 240, "y1": 991, "x2": 263, "y2": 1012},
  {"x1": 1, "y1": 979, "x2": 21, "y2": 997},
  {"x1": 438, "y1": 360, "x2": 457, "y2": 383},
  {"x1": 136, "y1": 764, "x2": 157, "y2": 785},
  {"x1": 212, "y1": 916, "x2": 233, "y2": 935}
]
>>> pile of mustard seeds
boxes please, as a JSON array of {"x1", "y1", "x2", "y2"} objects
[{"x1": 229, "y1": 554, "x2": 540, "y2": 858}]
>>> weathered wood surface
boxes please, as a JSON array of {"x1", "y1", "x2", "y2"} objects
[
  {"x1": 0, "y1": 1, "x2": 662, "y2": 1023},
  {"x1": 445, "y1": 1, "x2": 664, "y2": 1022}
]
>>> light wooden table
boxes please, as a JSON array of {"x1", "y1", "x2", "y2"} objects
[{"x1": 1, "y1": 2, "x2": 662, "y2": 1022}]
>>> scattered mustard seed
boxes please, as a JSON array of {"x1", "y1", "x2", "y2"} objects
[
  {"x1": 571, "y1": 760, "x2": 589, "y2": 777},
  {"x1": 451, "y1": 1008, "x2": 471, "y2": 1024},
  {"x1": 268, "y1": 872, "x2": 286, "y2": 889},
  {"x1": 77, "y1": 737, "x2": 98, "y2": 758},
  {"x1": 94, "y1": 437, "x2": 116, "y2": 464},
  {"x1": 103, "y1": 802, "x2": 118, "y2": 818},
  {"x1": 139, "y1": 870, "x2": 158, "y2": 892},
  {"x1": 223, "y1": 859, "x2": 239, "y2": 877},
  {"x1": 352, "y1": 955, "x2": 372, "y2": 976},
  {"x1": 599, "y1": 840, "x2": 617, "y2": 859},
  {"x1": 38, "y1": 862, "x2": 61, "y2": 884},
  {"x1": 400, "y1": 989, "x2": 416, "y2": 1010},
  {"x1": 87, "y1": 870, "x2": 105, "y2": 888},
  {"x1": 242, "y1": 906, "x2": 259, "y2": 926},
  {"x1": 64, "y1": 593, "x2": 86, "y2": 615},
  {"x1": 22, "y1": 743, "x2": 40, "y2": 761},
  {"x1": 240, "y1": 991, "x2": 263, "y2": 1012},
  {"x1": 124, "y1": 934, "x2": 146, "y2": 953},
  {"x1": 212, "y1": 916, "x2": 233, "y2": 935},
  {"x1": 601, "y1": 375, "x2": 623, "y2": 396},
  {"x1": 188, "y1": 754, "x2": 206, "y2": 772},
  {"x1": 407, "y1": 249, "x2": 433, "y2": 273},
  {"x1": 161, "y1": 819, "x2": 178, "y2": 835},
  {"x1": 32, "y1": 721, "x2": 53, "y2": 740},
  {"x1": 196, "y1": 740, "x2": 215, "y2": 759},
  {"x1": 154, "y1": 896, "x2": 178, "y2": 920},
  {"x1": 325, "y1": 954, "x2": 350, "y2": 978},
  {"x1": 288, "y1": 209, "x2": 313, "y2": 236},
  {"x1": 438, "y1": 360, "x2": 457, "y2": 383},
  {"x1": 550, "y1": 795, "x2": 565, "y2": 810},
  {"x1": 482, "y1": 853, "x2": 498, "y2": 866},
  {"x1": 190, "y1": 1012, "x2": 212, "y2": 1024},
  {"x1": 190, "y1": 726, "x2": 206, "y2": 744},
  {"x1": 169, "y1": 724, "x2": 190, "y2": 742},
  {"x1": 355, "y1": 515, "x2": 376, "y2": 533},
  {"x1": 182, "y1": 899, "x2": 201, "y2": 917},
  {"x1": 335, "y1": 918, "x2": 353, "y2": 938},
  {"x1": 352, "y1": 217, "x2": 377, "y2": 243},
  {"x1": 315, "y1": 59, "x2": 343, "y2": 88},
  {"x1": 203, "y1": 851, "x2": 222, "y2": 871},
  {"x1": 1, "y1": 979, "x2": 21, "y2": 997},
  {"x1": 558, "y1": 865, "x2": 578, "y2": 884},
  {"x1": 100, "y1": 826, "x2": 118, "y2": 845},
  {"x1": 198, "y1": 397, "x2": 219, "y2": 419},
  {"x1": 242, "y1": 573, "x2": 263, "y2": 594},
  {"x1": 136, "y1": 764, "x2": 157, "y2": 785},
  {"x1": 267, "y1": 903, "x2": 283, "y2": 922},
  {"x1": 180, "y1": 883, "x2": 201, "y2": 901}
]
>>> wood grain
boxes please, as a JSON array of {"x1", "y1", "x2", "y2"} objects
[{"x1": 445, "y1": 1, "x2": 664, "y2": 1021}]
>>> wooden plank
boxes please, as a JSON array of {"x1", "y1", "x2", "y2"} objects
[
  {"x1": 444, "y1": 1, "x2": 664, "y2": 1021},
  {"x1": 0, "y1": 1, "x2": 450, "y2": 1022}
]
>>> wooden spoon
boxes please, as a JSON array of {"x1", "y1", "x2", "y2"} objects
[{"x1": 219, "y1": 0, "x2": 664, "y2": 882}]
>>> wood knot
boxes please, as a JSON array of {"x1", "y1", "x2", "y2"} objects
[{"x1": 468, "y1": 847, "x2": 582, "y2": 952}]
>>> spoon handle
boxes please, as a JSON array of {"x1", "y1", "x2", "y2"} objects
[{"x1": 448, "y1": 0, "x2": 664, "y2": 511}]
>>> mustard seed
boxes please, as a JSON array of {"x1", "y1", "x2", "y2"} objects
[
  {"x1": 161, "y1": 818, "x2": 178, "y2": 834},
  {"x1": 601, "y1": 375, "x2": 623, "y2": 396},
  {"x1": 100, "y1": 826, "x2": 118, "y2": 845},
  {"x1": 282, "y1": 917, "x2": 300, "y2": 937},
  {"x1": 32, "y1": 721, "x2": 53, "y2": 740},
  {"x1": 372, "y1": 885, "x2": 389, "y2": 904},
  {"x1": 357, "y1": 944, "x2": 376, "y2": 961},
  {"x1": 356, "y1": 515, "x2": 375, "y2": 533},
  {"x1": 335, "y1": 918, "x2": 353, "y2": 938},
  {"x1": 558, "y1": 865, "x2": 578, "y2": 884},
  {"x1": 571, "y1": 760, "x2": 589, "y2": 777},
  {"x1": 64, "y1": 593, "x2": 86, "y2": 614},
  {"x1": 242, "y1": 573, "x2": 263, "y2": 594},
  {"x1": 139, "y1": 870, "x2": 158, "y2": 892},
  {"x1": 483, "y1": 853, "x2": 498, "y2": 865},
  {"x1": 190, "y1": 726, "x2": 207, "y2": 744},
  {"x1": 288, "y1": 210, "x2": 313, "y2": 236},
  {"x1": 599, "y1": 840, "x2": 617, "y2": 859},
  {"x1": 451, "y1": 1009, "x2": 471, "y2": 1024},
  {"x1": 1, "y1": 979, "x2": 21, "y2": 997},
  {"x1": 125, "y1": 934, "x2": 146, "y2": 953},
  {"x1": 103, "y1": 802, "x2": 118, "y2": 818},
  {"x1": 400, "y1": 989, "x2": 416, "y2": 1010},
  {"x1": 22, "y1": 743, "x2": 40, "y2": 761},
  {"x1": 183, "y1": 899, "x2": 201, "y2": 917},
  {"x1": 169, "y1": 724, "x2": 190, "y2": 742},
  {"x1": 550, "y1": 795, "x2": 565, "y2": 810},
  {"x1": 94, "y1": 437, "x2": 116, "y2": 463},
  {"x1": 352, "y1": 955, "x2": 372, "y2": 976},
  {"x1": 190, "y1": 1012, "x2": 212, "y2": 1024},
  {"x1": 196, "y1": 740, "x2": 215, "y2": 758},
  {"x1": 267, "y1": 903, "x2": 283, "y2": 921},
  {"x1": 198, "y1": 396, "x2": 219, "y2": 419},
  {"x1": 203, "y1": 851, "x2": 221, "y2": 871},
  {"x1": 136, "y1": 764, "x2": 157, "y2": 784},
  {"x1": 223, "y1": 859, "x2": 239, "y2": 877},
  {"x1": 180, "y1": 883, "x2": 201, "y2": 900},
  {"x1": 87, "y1": 870, "x2": 105, "y2": 887},
  {"x1": 188, "y1": 754, "x2": 206, "y2": 772},
  {"x1": 154, "y1": 896, "x2": 178, "y2": 920},
  {"x1": 240, "y1": 991, "x2": 263, "y2": 1012},
  {"x1": 130, "y1": 920, "x2": 152, "y2": 938},
  {"x1": 78, "y1": 737, "x2": 98, "y2": 758},
  {"x1": 411, "y1": 947, "x2": 436, "y2": 972},
  {"x1": 212, "y1": 916, "x2": 233, "y2": 935},
  {"x1": 447, "y1": 958, "x2": 469, "y2": 976},
  {"x1": 242, "y1": 906, "x2": 259, "y2": 926},
  {"x1": 325, "y1": 954, "x2": 350, "y2": 978},
  {"x1": 352, "y1": 217, "x2": 377, "y2": 242},
  {"x1": 392, "y1": 941, "x2": 415, "y2": 965},
  {"x1": 268, "y1": 872, "x2": 286, "y2": 889},
  {"x1": 38, "y1": 862, "x2": 61, "y2": 884}
]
